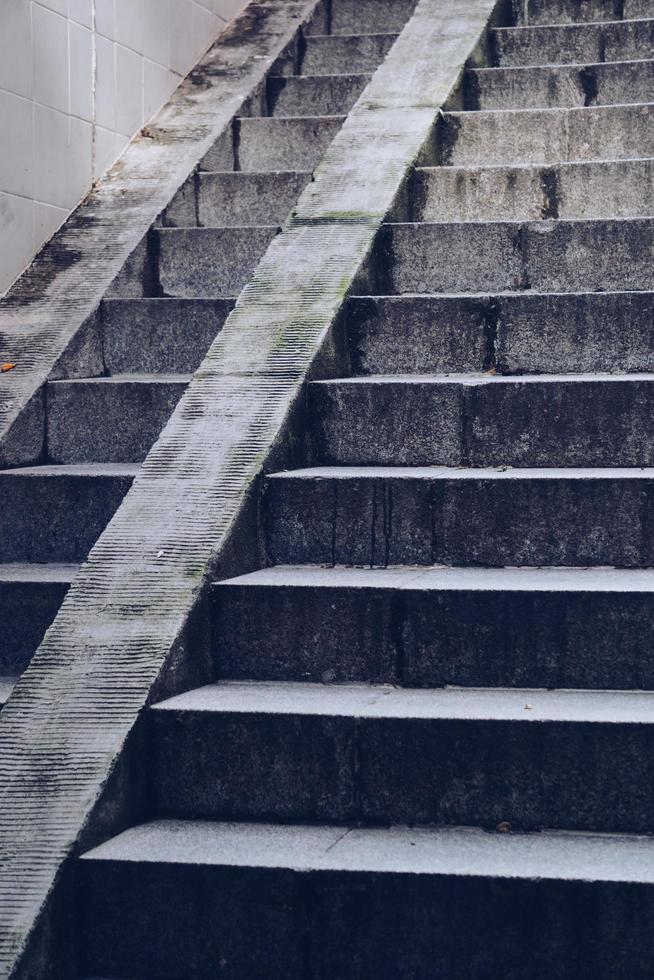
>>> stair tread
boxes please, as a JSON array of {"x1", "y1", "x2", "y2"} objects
[
  {"x1": 311, "y1": 372, "x2": 654, "y2": 385},
  {"x1": 0, "y1": 562, "x2": 79, "y2": 583},
  {"x1": 0, "y1": 463, "x2": 140, "y2": 477},
  {"x1": 473, "y1": 55, "x2": 654, "y2": 73},
  {"x1": 447, "y1": 99, "x2": 654, "y2": 116},
  {"x1": 494, "y1": 16, "x2": 654, "y2": 33},
  {"x1": 417, "y1": 155, "x2": 654, "y2": 172},
  {"x1": 49, "y1": 374, "x2": 192, "y2": 386},
  {"x1": 216, "y1": 563, "x2": 654, "y2": 592},
  {"x1": 79, "y1": 817, "x2": 654, "y2": 884},
  {"x1": 268, "y1": 465, "x2": 654, "y2": 480}
]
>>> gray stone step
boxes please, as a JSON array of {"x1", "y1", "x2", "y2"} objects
[
  {"x1": 413, "y1": 158, "x2": 654, "y2": 222},
  {"x1": 197, "y1": 171, "x2": 310, "y2": 227},
  {"x1": 514, "y1": 0, "x2": 650, "y2": 26},
  {"x1": 78, "y1": 817, "x2": 654, "y2": 980},
  {"x1": 264, "y1": 466, "x2": 654, "y2": 567},
  {"x1": 156, "y1": 226, "x2": 278, "y2": 298},
  {"x1": 380, "y1": 218, "x2": 654, "y2": 294},
  {"x1": 212, "y1": 565, "x2": 654, "y2": 689},
  {"x1": 46, "y1": 375, "x2": 190, "y2": 465},
  {"x1": 326, "y1": 0, "x2": 417, "y2": 35},
  {"x1": 201, "y1": 115, "x2": 345, "y2": 173},
  {"x1": 346, "y1": 292, "x2": 654, "y2": 375},
  {"x1": 440, "y1": 103, "x2": 654, "y2": 166},
  {"x1": 309, "y1": 374, "x2": 654, "y2": 467},
  {"x1": 149, "y1": 681, "x2": 654, "y2": 833},
  {"x1": 0, "y1": 464, "x2": 137, "y2": 563},
  {"x1": 0, "y1": 563, "x2": 76, "y2": 675},
  {"x1": 301, "y1": 33, "x2": 398, "y2": 76},
  {"x1": 492, "y1": 18, "x2": 654, "y2": 67},
  {"x1": 467, "y1": 58, "x2": 654, "y2": 111},
  {"x1": 267, "y1": 73, "x2": 370, "y2": 117},
  {"x1": 101, "y1": 298, "x2": 234, "y2": 375}
]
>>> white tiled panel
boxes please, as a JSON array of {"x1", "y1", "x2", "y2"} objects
[{"x1": 0, "y1": 0, "x2": 248, "y2": 295}]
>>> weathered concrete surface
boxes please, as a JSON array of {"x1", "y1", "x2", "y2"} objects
[
  {"x1": 302, "y1": 32, "x2": 398, "y2": 75},
  {"x1": 157, "y1": 226, "x2": 279, "y2": 297},
  {"x1": 514, "y1": 0, "x2": 633, "y2": 25},
  {"x1": 200, "y1": 115, "x2": 345, "y2": 172},
  {"x1": 440, "y1": 103, "x2": 654, "y2": 165},
  {"x1": 198, "y1": 172, "x2": 311, "y2": 227},
  {"x1": 0, "y1": 2, "x2": 500, "y2": 973},
  {"x1": 267, "y1": 72, "x2": 371, "y2": 116},
  {"x1": 0, "y1": 565, "x2": 76, "y2": 677},
  {"x1": 212, "y1": 565, "x2": 654, "y2": 689},
  {"x1": 346, "y1": 292, "x2": 654, "y2": 376},
  {"x1": 0, "y1": 0, "x2": 320, "y2": 467}
]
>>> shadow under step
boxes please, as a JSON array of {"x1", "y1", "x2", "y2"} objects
[
  {"x1": 0, "y1": 562, "x2": 77, "y2": 676},
  {"x1": 0, "y1": 464, "x2": 137, "y2": 563},
  {"x1": 264, "y1": 465, "x2": 654, "y2": 567},
  {"x1": 46, "y1": 375, "x2": 190, "y2": 465},
  {"x1": 212, "y1": 564, "x2": 654, "y2": 689},
  {"x1": 77, "y1": 816, "x2": 654, "y2": 980}
]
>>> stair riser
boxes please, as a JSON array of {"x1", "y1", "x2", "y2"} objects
[
  {"x1": 347, "y1": 293, "x2": 654, "y2": 375},
  {"x1": 468, "y1": 60, "x2": 654, "y2": 111},
  {"x1": 514, "y1": 0, "x2": 642, "y2": 25},
  {"x1": 0, "y1": 580, "x2": 70, "y2": 675},
  {"x1": 327, "y1": 0, "x2": 417, "y2": 35},
  {"x1": 265, "y1": 474, "x2": 654, "y2": 567},
  {"x1": 150, "y1": 708, "x2": 654, "y2": 832},
  {"x1": 212, "y1": 582, "x2": 654, "y2": 689},
  {"x1": 440, "y1": 104, "x2": 654, "y2": 166},
  {"x1": 493, "y1": 20, "x2": 654, "y2": 67},
  {"x1": 47, "y1": 380, "x2": 187, "y2": 465},
  {"x1": 78, "y1": 859, "x2": 654, "y2": 980},
  {"x1": 267, "y1": 75, "x2": 368, "y2": 118},
  {"x1": 310, "y1": 379, "x2": 654, "y2": 467},
  {"x1": 200, "y1": 117, "x2": 344, "y2": 173},
  {"x1": 0, "y1": 473, "x2": 133, "y2": 563},
  {"x1": 197, "y1": 172, "x2": 310, "y2": 228},
  {"x1": 413, "y1": 159, "x2": 654, "y2": 223},
  {"x1": 156, "y1": 227, "x2": 278, "y2": 298},
  {"x1": 102, "y1": 299, "x2": 233, "y2": 375},
  {"x1": 302, "y1": 34, "x2": 397, "y2": 76},
  {"x1": 381, "y1": 220, "x2": 654, "y2": 294}
]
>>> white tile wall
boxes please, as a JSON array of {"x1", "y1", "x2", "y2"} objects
[{"x1": 0, "y1": 0, "x2": 248, "y2": 295}]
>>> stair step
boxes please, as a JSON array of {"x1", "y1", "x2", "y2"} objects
[
  {"x1": 440, "y1": 103, "x2": 654, "y2": 166},
  {"x1": 195, "y1": 171, "x2": 311, "y2": 227},
  {"x1": 301, "y1": 33, "x2": 398, "y2": 75},
  {"x1": 212, "y1": 564, "x2": 654, "y2": 689},
  {"x1": 413, "y1": 158, "x2": 654, "y2": 222},
  {"x1": 46, "y1": 375, "x2": 190, "y2": 465},
  {"x1": 492, "y1": 18, "x2": 654, "y2": 67},
  {"x1": 466, "y1": 58, "x2": 654, "y2": 111},
  {"x1": 309, "y1": 373, "x2": 654, "y2": 467},
  {"x1": 380, "y1": 218, "x2": 654, "y2": 294},
  {"x1": 149, "y1": 681, "x2": 654, "y2": 831},
  {"x1": 77, "y1": 817, "x2": 654, "y2": 980},
  {"x1": 155, "y1": 226, "x2": 278, "y2": 298},
  {"x1": 326, "y1": 0, "x2": 417, "y2": 35},
  {"x1": 0, "y1": 563, "x2": 77, "y2": 675},
  {"x1": 0, "y1": 464, "x2": 137, "y2": 563},
  {"x1": 200, "y1": 115, "x2": 345, "y2": 172},
  {"x1": 346, "y1": 292, "x2": 654, "y2": 375},
  {"x1": 264, "y1": 466, "x2": 654, "y2": 567},
  {"x1": 267, "y1": 73, "x2": 370, "y2": 117},
  {"x1": 101, "y1": 297, "x2": 233, "y2": 375},
  {"x1": 515, "y1": 0, "x2": 648, "y2": 26}
]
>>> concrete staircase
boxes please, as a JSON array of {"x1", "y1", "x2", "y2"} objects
[
  {"x1": 0, "y1": 0, "x2": 404, "y2": 710},
  {"x1": 34, "y1": 0, "x2": 654, "y2": 975}
]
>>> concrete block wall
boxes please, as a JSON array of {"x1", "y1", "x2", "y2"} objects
[{"x1": 0, "y1": 0, "x2": 247, "y2": 296}]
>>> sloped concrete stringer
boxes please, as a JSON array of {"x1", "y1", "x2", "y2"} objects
[{"x1": 0, "y1": 0, "x2": 499, "y2": 976}]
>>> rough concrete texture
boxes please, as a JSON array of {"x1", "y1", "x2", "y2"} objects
[
  {"x1": 440, "y1": 103, "x2": 654, "y2": 166},
  {"x1": 468, "y1": 58, "x2": 654, "y2": 111},
  {"x1": 326, "y1": 0, "x2": 417, "y2": 34},
  {"x1": 212, "y1": 565, "x2": 654, "y2": 689},
  {"x1": 46, "y1": 376, "x2": 190, "y2": 464},
  {"x1": 514, "y1": 0, "x2": 634, "y2": 25},
  {"x1": 101, "y1": 298, "x2": 234, "y2": 375},
  {"x1": 493, "y1": 18, "x2": 654, "y2": 66},
  {"x1": 0, "y1": 1, "x2": 501, "y2": 973},
  {"x1": 201, "y1": 115, "x2": 345, "y2": 172},
  {"x1": 413, "y1": 158, "x2": 654, "y2": 223},
  {"x1": 196, "y1": 172, "x2": 311, "y2": 228},
  {"x1": 346, "y1": 291, "x2": 654, "y2": 375},
  {"x1": 265, "y1": 467, "x2": 654, "y2": 568},
  {"x1": 267, "y1": 73, "x2": 371, "y2": 116},
  {"x1": 157, "y1": 226, "x2": 279, "y2": 297},
  {"x1": 0, "y1": 0, "x2": 321, "y2": 467},
  {"x1": 382, "y1": 218, "x2": 654, "y2": 293},
  {"x1": 301, "y1": 32, "x2": 398, "y2": 75},
  {"x1": 0, "y1": 565, "x2": 76, "y2": 676}
]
